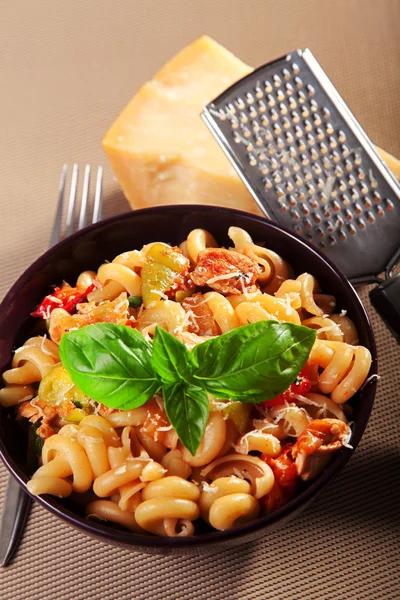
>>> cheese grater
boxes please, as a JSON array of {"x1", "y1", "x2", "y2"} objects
[{"x1": 201, "y1": 48, "x2": 400, "y2": 339}]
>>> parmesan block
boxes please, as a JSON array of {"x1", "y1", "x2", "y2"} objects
[{"x1": 103, "y1": 36, "x2": 259, "y2": 213}]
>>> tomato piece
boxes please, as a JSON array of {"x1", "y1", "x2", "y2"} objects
[
  {"x1": 31, "y1": 283, "x2": 96, "y2": 318},
  {"x1": 260, "y1": 367, "x2": 312, "y2": 408},
  {"x1": 260, "y1": 445, "x2": 298, "y2": 514}
]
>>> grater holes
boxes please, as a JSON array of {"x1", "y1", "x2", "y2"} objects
[
  {"x1": 345, "y1": 159, "x2": 353, "y2": 172},
  {"x1": 294, "y1": 76, "x2": 303, "y2": 88},
  {"x1": 339, "y1": 180, "x2": 347, "y2": 192},
  {"x1": 363, "y1": 196, "x2": 372, "y2": 209},
  {"x1": 376, "y1": 205, "x2": 385, "y2": 217},
  {"x1": 286, "y1": 181, "x2": 295, "y2": 193},
  {"x1": 272, "y1": 171, "x2": 282, "y2": 184},
  {"x1": 231, "y1": 117, "x2": 239, "y2": 130},
  {"x1": 338, "y1": 228, "x2": 347, "y2": 241},
  {"x1": 248, "y1": 153, "x2": 257, "y2": 166},
  {"x1": 341, "y1": 194, "x2": 350, "y2": 207},
  {"x1": 312, "y1": 212, "x2": 322, "y2": 224},
  {"x1": 264, "y1": 80, "x2": 273, "y2": 94},
  {"x1": 351, "y1": 189, "x2": 360, "y2": 201},
  {"x1": 246, "y1": 92, "x2": 255, "y2": 105},
  {"x1": 249, "y1": 105, "x2": 259, "y2": 118},
  {"x1": 304, "y1": 119, "x2": 312, "y2": 132},
  {"x1": 288, "y1": 96, "x2": 297, "y2": 109},
  {"x1": 320, "y1": 192, "x2": 329, "y2": 204},
  {"x1": 288, "y1": 194, "x2": 297, "y2": 206},
  {"x1": 283, "y1": 167, "x2": 291, "y2": 178},
  {"x1": 322, "y1": 206, "x2": 331, "y2": 217},
  {"x1": 306, "y1": 84, "x2": 315, "y2": 97},
  {"x1": 263, "y1": 177, "x2": 273, "y2": 189},
  {"x1": 341, "y1": 144, "x2": 350, "y2": 157},
  {"x1": 309, "y1": 197, "x2": 318, "y2": 209},
  {"x1": 294, "y1": 224, "x2": 303, "y2": 235},
  {"x1": 304, "y1": 170, "x2": 313, "y2": 181},
  {"x1": 316, "y1": 128, "x2": 324, "y2": 141},
  {"x1": 276, "y1": 186, "x2": 285, "y2": 199},
  {"x1": 277, "y1": 90, "x2": 285, "y2": 102},
  {"x1": 300, "y1": 202, "x2": 309, "y2": 215},
  {"x1": 241, "y1": 125, "x2": 252, "y2": 138},
  {"x1": 360, "y1": 183, "x2": 369, "y2": 195},
  {"x1": 348, "y1": 224, "x2": 357, "y2": 235},
  {"x1": 292, "y1": 111, "x2": 300, "y2": 123},
  {"x1": 270, "y1": 108, "x2": 279, "y2": 121},
  {"x1": 246, "y1": 141, "x2": 254, "y2": 152},
  {"x1": 322, "y1": 107, "x2": 330, "y2": 119},
  {"x1": 295, "y1": 174, "x2": 303, "y2": 186},
  {"x1": 325, "y1": 122, "x2": 334, "y2": 135},
  {"x1": 264, "y1": 130, "x2": 273, "y2": 142},
  {"x1": 310, "y1": 99, "x2": 319, "y2": 112},
  {"x1": 273, "y1": 74, "x2": 282, "y2": 87},
  {"x1": 254, "y1": 85, "x2": 263, "y2": 99},
  {"x1": 319, "y1": 142, "x2": 328, "y2": 155},
  {"x1": 285, "y1": 131, "x2": 294, "y2": 143},
  {"x1": 227, "y1": 103, "x2": 237, "y2": 115},
  {"x1": 292, "y1": 63, "x2": 300, "y2": 75},
  {"x1": 368, "y1": 170, "x2": 378, "y2": 188},
  {"x1": 289, "y1": 145, "x2": 297, "y2": 158},
  {"x1": 338, "y1": 130, "x2": 346, "y2": 143},
  {"x1": 285, "y1": 83, "x2": 294, "y2": 95},
  {"x1": 385, "y1": 198, "x2": 394, "y2": 211},
  {"x1": 273, "y1": 123, "x2": 282, "y2": 136},
  {"x1": 267, "y1": 94, "x2": 276, "y2": 107},
  {"x1": 279, "y1": 102, "x2": 288, "y2": 115},
  {"x1": 235, "y1": 98, "x2": 246, "y2": 110},
  {"x1": 366, "y1": 211, "x2": 375, "y2": 223},
  {"x1": 373, "y1": 191, "x2": 381, "y2": 203},
  {"x1": 282, "y1": 116, "x2": 291, "y2": 129},
  {"x1": 239, "y1": 111, "x2": 248, "y2": 124},
  {"x1": 316, "y1": 227, "x2": 325, "y2": 239},
  {"x1": 276, "y1": 137, "x2": 285, "y2": 150},
  {"x1": 282, "y1": 68, "x2": 291, "y2": 81},
  {"x1": 255, "y1": 134, "x2": 264, "y2": 147},
  {"x1": 344, "y1": 209, "x2": 353, "y2": 221},
  {"x1": 312, "y1": 162, "x2": 322, "y2": 175},
  {"x1": 313, "y1": 114, "x2": 322, "y2": 127},
  {"x1": 335, "y1": 165, "x2": 344, "y2": 177},
  {"x1": 260, "y1": 114, "x2": 270, "y2": 127},
  {"x1": 328, "y1": 136, "x2": 337, "y2": 149},
  {"x1": 348, "y1": 174, "x2": 356, "y2": 186},
  {"x1": 322, "y1": 157, "x2": 332, "y2": 170},
  {"x1": 303, "y1": 218, "x2": 313, "y2": 230},
  {"x1": 354, "y1": 152, "x2": 362, "y2": 165},
  {"x1": 297, "y1": 139, "x2": 306, "y2": 152},
  {"x1": 331, "y1": 151, "x2": 341, "y2": 163},
  {"x1": 357, "y1": 218, "x2": 366, "y2": 229},
  {"x1": 267, "y1": 143, "x2": 276, "y2": 156},
  {"x1": 357, "y1": 168, "x2": 366, "y2": 180},
  {"x1": 270, "y1": 157, "x2": 279, "y2": 169},
  {"x1": 332, "y1": 200, "x2": 341, "y2": 212},
  {"x1": 295, "y1": 125, "x2": 303, "y2": 138},
  {"x1": 290, "y1": 209, "x2": 301, "y2": 221},
  {"x1": 258, "y1": 163, "x2": 269, "y2": 175},
  {"x1": 316, "y1": 178, "x2": 325, "y2": 189},
  {"x1": 298, "y1": 90, "x2": 307, "y2": 104},
  {"x1": 328, "y1": 235, "x2": 337, "y2": 247}
]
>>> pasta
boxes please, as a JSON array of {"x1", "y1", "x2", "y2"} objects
[{"x1": 0, "y1": 227, "x2": 373, "y2": 536}]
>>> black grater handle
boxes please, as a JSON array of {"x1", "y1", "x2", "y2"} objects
[{"x1": 369, "y1": 273, "x2": 400, "y2": 342}]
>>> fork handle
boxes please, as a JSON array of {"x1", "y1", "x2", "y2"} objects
[
  {"x1": 370, "y1": 273, "x2": 400, "y2": 342},
  {"x1": 0, "y1": 477, "x2": 32, "y2": 566}
]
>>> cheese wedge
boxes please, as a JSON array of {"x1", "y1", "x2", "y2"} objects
[{"x1": 103, "y1": 36, "x2": 259, "y2": 213}]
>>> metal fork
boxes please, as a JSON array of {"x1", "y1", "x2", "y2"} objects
[{"x1": 0, "y1": 163, "x2": 103, "y2": 567}]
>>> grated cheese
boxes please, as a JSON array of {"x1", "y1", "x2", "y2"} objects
[
  {"x1": 201, "y1": 481, "x2": 217, "y2": 493},
  {"x1": 30, "y1": 396, "x2": 44, "y2": 418},
  {"x1": 206, "y1": 271, "x2": 242, "y2": 285},
  {"x1": 40, "y1": 335, "x2": 54, "y2": 357},
  {"x1": 339, "y1": 309, "x2": 347, "y2": 317}
]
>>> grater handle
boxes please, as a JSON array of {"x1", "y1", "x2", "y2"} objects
[{"x1": 369, "y1": 273, "x2": 400, "y2": 342}]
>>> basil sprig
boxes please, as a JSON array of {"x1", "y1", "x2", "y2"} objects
[{"x1": 59, "y1": 321, "x2": 316, "y2": 454}]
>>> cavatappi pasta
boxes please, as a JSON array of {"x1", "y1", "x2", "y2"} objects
[{"x1": 0, "y1": 227, "x2": 373, "y2": 536}]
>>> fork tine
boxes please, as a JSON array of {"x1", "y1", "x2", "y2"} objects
[
  {"x1": 78, "y1": 164, "x2": 91, "y2": 230},
  {"x1": 92, "y1": 166, "x2": 103, "y2": 223},
  {"x1": 66, "y1": 163, "x2": 79, "y2": 236},
  {"x1": 49, "y1": 164, "x2": 67, "y2": 247}
]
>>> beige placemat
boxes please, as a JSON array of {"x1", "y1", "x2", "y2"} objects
[{"x1": 0, "y1": 1, "x2": 399, "y2": 599}]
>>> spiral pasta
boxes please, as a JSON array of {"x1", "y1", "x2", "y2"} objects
[{"x1": 1, "y1": 226, "x2": 373, "y2": 537}]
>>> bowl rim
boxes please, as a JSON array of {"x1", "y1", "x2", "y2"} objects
[{"x1": 0, "y1": 204, "x2": 378, "y2": 549}]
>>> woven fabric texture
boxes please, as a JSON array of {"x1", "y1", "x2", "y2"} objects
[{"x1": 0, "y1": 1, "x2": 399, "y2": 599}]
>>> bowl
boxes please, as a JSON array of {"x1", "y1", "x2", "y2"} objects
[{"x1": 0, "y1": 205, "x2": 377, "y2": 554}]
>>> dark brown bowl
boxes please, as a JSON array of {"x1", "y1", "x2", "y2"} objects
[{"x1": 0, "y1": 205, "x2": 377, "y2": 554}]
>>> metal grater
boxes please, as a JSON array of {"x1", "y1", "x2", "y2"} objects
[{"x1": 201, "y1": 49, "x2": 400, "y2": 283}]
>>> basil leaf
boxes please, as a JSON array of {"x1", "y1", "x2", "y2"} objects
[
  {"x1": 152, "y1": 326, "x2": 193, "y2": 384},
  {"x1": 163, "y1": 381, "x2": 209, "y2": 455},
  {"x1": 192, "y1": 321, "x2": 316, "y2": 401},
  {"x1": 59, "y1": 323, "x2": 161, "y2": 409}
]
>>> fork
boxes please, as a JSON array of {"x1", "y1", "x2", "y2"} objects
[{"x1": 0, "y1": 163, "x2": 103, "y2": 567}]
